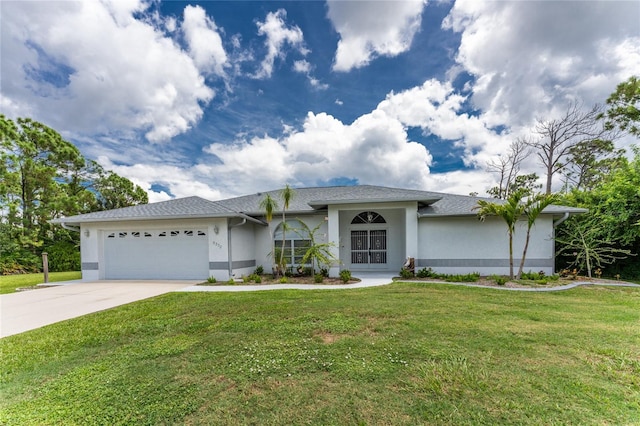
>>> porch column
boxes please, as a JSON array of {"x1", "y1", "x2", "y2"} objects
[
  {"x1": 327, "y1": 206, "x2": 341, "y2": 277},
  {"x1": 405, "y1": 205, "x2": 418, "y2": 262}
]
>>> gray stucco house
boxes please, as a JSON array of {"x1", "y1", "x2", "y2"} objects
[{"x1": 52, "y1": 185, "x2": 585, "y2": 281}]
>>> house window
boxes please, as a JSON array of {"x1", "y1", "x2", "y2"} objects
[
  {"x1": 351, "y1": 211, "x2": 386, "y2": 224},
  {"x1": 274, "y1": 220, "x2": 312, "y2": 266}
]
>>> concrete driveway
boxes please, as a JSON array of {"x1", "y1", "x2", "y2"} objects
[{"x1": 0, "y1": 281, "x2": 196, "y2": 338}]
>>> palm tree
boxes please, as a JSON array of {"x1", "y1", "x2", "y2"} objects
[
  {"x1": 259, "y1": 193, "x2": 278, "y2": 275},
  {"x1": 475, "y1": 190, "x2": 527, "y2": 279},
  {"x1": 278, "y1": 184, "x2": 294, "y2": 272},
  {"x1": 295, "y1": 220, "x2": 338, "y2": 275},
  {"x1": 517, "y1": 193, "x2": 558, "y2": 278}
]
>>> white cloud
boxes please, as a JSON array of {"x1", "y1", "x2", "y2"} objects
[
  {"x1": 97, "y1": 156, "x2": 223, "y2": 203},
  {"x1": 328, "y1": 0, "x2": 426, "y2": 72},
  {"x1": 0, "y1": 0, "x2": 214, "y2": 143},
  {"x1": 293, "y1": 60, "x2": 328, "y2": 90},
  {"x1": 182, "y1": 5, "x2": 227, "y2": 76},
  {"x1": 442, "y1": 0, "x2": 640, "y2": 128},
  {"x1": 254, "y1": 9, "x2": 307, "y2": 79}
]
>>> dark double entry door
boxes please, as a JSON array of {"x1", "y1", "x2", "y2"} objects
[{"x1": 350, "y1": 229, "x2": 387, "y2": 268}]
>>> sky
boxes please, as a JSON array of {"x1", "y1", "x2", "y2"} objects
[{"x1": 1, "y1": 0, "x2": 639, "y2": 202}]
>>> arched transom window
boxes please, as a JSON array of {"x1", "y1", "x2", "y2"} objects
[{"x1": 351, "y1": 211, "x2": 386, "y2": 224}]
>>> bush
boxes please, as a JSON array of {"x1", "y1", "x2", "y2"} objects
[
  {"x1": 254, "y1": 266, "x2": 264, "y2": 275},
  {"x1": 490, "y1": 275, "x2": 507, "y2": 286},
  {"x1": 253, "y1": 275, "x2": 262, "y2": 284},
  {"x1": 44, "y1": 241, "x2": 80, "y2": 272},
  {"x1": 314, "y1": 273, "x2": 324, "y2": 283},
  {"x1": 319, "y1": 267, "x2": 329, "y2": 277},
  {"x1": 279, "y1": 276, "x2": 288, "y2": 284},
  {"x1": 207, "y1": 276, "x2": 217, "y2": 283},
  {"x1": 340, "y1": 269, "x2": 352, "y2": 283},
  {"x1": 416, "y1": 267, "x2": 437, "y2": 278},
  {"x1": 399, "y1": 268, "x2": 414, "y2": 279},
  {"x1": 444, "y1": 273, "x2": 480, "y2": 282}
]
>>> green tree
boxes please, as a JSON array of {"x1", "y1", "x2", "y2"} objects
[
  {"x1": 517, "y1": 193, "x2": 557, "y2": 279},
  {"x1": 295, "y1": 220, "x2": 339, "y2": 275},
  {"x1": 278, "y1": 185, "x2": 294, "y2": 272},
  {"x1": 556, "y1": 214, "x2": 632, "y2": 278},
  {"x1": 259, "y1": 193, "x2": 279, "y2": 275},
  {"x1": 0, "y1": 116, "x2": 85, "y2": 261},
  {"x1": 556, "y1": 146, "x2": 640, "y2": 278},
  {"x1": 561, "y1": 139, "x2": 624, "y2": 191},
  {"x1": 602, "y1": 76, "x2": 640, "y2": 137},
  {"x1": 0, "y1": 116, "x2": 148, "y2": 273},
  {"x1": 475, "y1": 190, "x2": 527, "y2": 279}
]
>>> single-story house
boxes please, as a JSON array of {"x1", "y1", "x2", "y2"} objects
[{"x1": 52, "y1": 185, "x2": 586, "y2": 281}]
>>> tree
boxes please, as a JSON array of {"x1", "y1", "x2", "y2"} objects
[
  {"x1": 517, "y1": 193, "x2": 557, "y2": 279},
  {"x1": 475, "y1": 190, "x2": 527, "y2": 279},
  {"x1": 602, "y1": 76, "x2": 640, "y2": 137},
  {"x1": 486, "y1": 138, "x2": 531, "y2": 199},
  {"x1": 92, "y1": 164, "x2": 148, "y2": 210},
  {"x1": 295, "y1": 220, "x2": 338, "y2": 275},
  {"x1": 561, "y1": 139, "x2": 625, "y2": 191},
  {"x1": 0, "y1": 115, "x2": 148, "y2": 273},
  {"x1": 278, "y1": 185, "x2": 294, "y2": 272},
  {"x1": 527, "y1": 102, "x2": 612, "y2": 194},
  {"x1": 556, "y1": 145, "x2": 640, "y2": 278},
  {"x1": 0, "y1": 116, "x2": 85, "y2": 259},
  {"x1": 259, "y1": 193, "x2": 279, "y2": 275},
  {"x1": 556, "y1": 214, "x2": 632, "y2": 278}
]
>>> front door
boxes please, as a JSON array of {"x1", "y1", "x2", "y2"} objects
[{"x1": 350, "y1": 229, "x2": 387, "y2": 268}]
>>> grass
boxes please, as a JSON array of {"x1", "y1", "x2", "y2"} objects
[
  {"x1": 0, "y1": 271, "x2": 81, "y2": 294},
  {"x1": 1, "y1": 283, "x2": 639, "y2": 425}
]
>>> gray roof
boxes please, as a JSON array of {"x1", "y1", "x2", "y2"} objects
[
  {"x1": 416, "y1": 193, "x2": 588, "y2": 217},
  {"x1": 51, "y1": 196, "x2": 236, "y2": 224},
  {"x1": 219, "y1": 185, "x2": 443, "y2": 215},
  {"x1": 52, "y1": 185, "x2": 587, "y2": 225}
]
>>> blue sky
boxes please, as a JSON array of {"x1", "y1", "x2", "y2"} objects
[{"x1": 1, "y1": 0, "x2": 638, "y2": 201}]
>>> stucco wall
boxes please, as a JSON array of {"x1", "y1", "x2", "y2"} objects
[
  {"x1": 417, "y1": 215, "x2": 555, "y2": 275},
  {"x1": 228, "y1": 221, "x2": 257, "y2": 279}
]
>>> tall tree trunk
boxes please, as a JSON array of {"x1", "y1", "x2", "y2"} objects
[
  {"x1": 509, "y1": 230, "x2": 514, "y2": 280},
  {"x1": 517, "y1": 231, "x2": 531, "y2": 279}
]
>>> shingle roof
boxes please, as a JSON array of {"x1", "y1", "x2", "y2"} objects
[
  {"x1": 52, "y1": 185, "x2": 587, "y2": 225},
  {"x1": 219, "y1": 185, "x2": 442, "y2": 214},
  {"x1": 51, "y1": 196, "x2": 236, "y2": 224},
  {"x1": 416, "y1": 193, "x2": 588, "y2": 217}
]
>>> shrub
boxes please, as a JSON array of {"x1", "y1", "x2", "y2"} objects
[
  {"x1": 340, "y1": 269, "x2": 351, "y2": 283},
  {"x1": 444, "y1": 273, "x2": 480, "y2": 282},
  {"x1": 228, "y1": 278, "x2": 235, "y2": 284},
  {"x1": 207, "y1": 276, "x2": 217, "y2": 283},
  {"x1": 254, "y1": 266, "x2": 264, "y2": 275},
  {"x1": 319, "y1": 267, "x2": 329, "y2": 277},
  {"x1": 490, "y1": 275, "x2": 507, "y2": 286},
  {"x1": 279, "y1": 276, "x2": 288, "y2": 284},
  {"x1": 548, "y1": 274, "x2": 560, "y2": 281},
  {"x1": 416, "y1": 267, "x2": 436, "y2": 278},
  {"x1": 45, "y1": 241, "x2": 80, "y2": 272},
  {"x1": 314, "y1": 274, "x2": 324, "y2": 283},
  {"x1": 399, "y1": 268, "x2": 414, "y2": 279},
  {"x1": 253, "y1": 275, "x2": 262, "y2": 284}
]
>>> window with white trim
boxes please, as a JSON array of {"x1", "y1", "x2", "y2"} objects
[{"x1": 273, "y1": 220, "x2": 311, "y2": 266}]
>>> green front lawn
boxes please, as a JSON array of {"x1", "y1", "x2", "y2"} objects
[
  {"x1": 0, "y1": 271, "x2": 81, "y2": 294},
  {"x1": 1, "y1": 283, "x2": 638, "y2": 425}
]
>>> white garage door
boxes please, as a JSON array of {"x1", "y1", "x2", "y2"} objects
[{"x1": 104, "y1": 229, "x2": 209, "y2": 280}]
